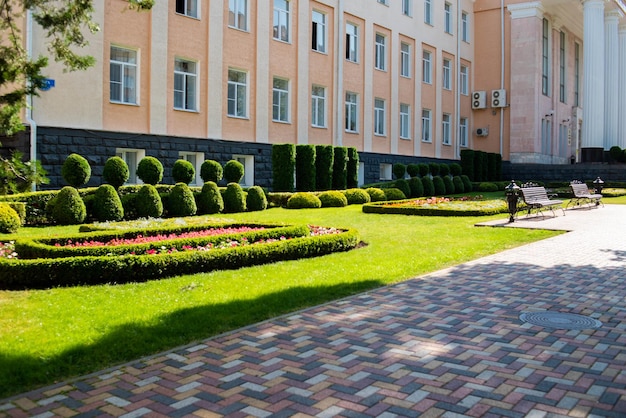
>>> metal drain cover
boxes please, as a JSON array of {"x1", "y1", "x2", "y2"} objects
[{"x1": 519, "y1": 311, "x2": 602, "y2": 330}]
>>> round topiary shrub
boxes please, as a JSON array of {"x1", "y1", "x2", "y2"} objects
[
  {"x1": 393, "y1": 163, "x2": 406, "y2": 180},
  {"x1": 461, "y1": 175, "x2": 472, "y2": 192},
  {"x1": 439, "y1": 164, "x2": 450, "y2": 177},
  {"x1": 172, "y1": 159, "x2": 195, "y2": 185},
  {"x1": 453, "y1": 176, "x2": 465, "y2": 194},
  {"x1": 91, "y1": 184, "x2": 124, "y2": 222},
  {"x1": 418, "y1": 163, "x2": 429, "y2": 177},
  {"x1": 407, "y1": 164, "x2": 420, "y2": 178},
  {"x1": 135, "y1": 184, "x2": 163, "y2": 218},
  {"x1": 50, "y1": 186, "x2": 86, "y2": 225},
  {"x1": 196, "y1": 181, "x2": 223, "y2": 214},
  {"x1": 609, "y1": 146, "x2": 623, "y2": 162},
  {"x1": 168, "y1": 183, "x2": 197, "y2": 217},
  {"x1": 408, "y1": 177, "x2": 424, "y2": 198},
  {"x1": 443, "y1": 176, "x2": 455, "y2": 195},
  {"x1": 223, "y1": 182, "x2": 247, "y2": 213},
  {"x1": 429, "y1": 162, "x2": 440, "y2": 176},
  {"x1": 422, "y1": 176, "x2": 435, "y2": 196},
  {"x1": 200, "y1": 160, "x2": 223, "y2": 183},
  {"x1": 61, "y1": 153, "x2": 91, "y2": 187},
  {"x1": 433, "y1": 176, "x2": 446, "y2": 195},
  {"x1": 136, "y1": 156, "x2": 163, "y2": 185},
  {"x1": 103, "y1": 156, "x2": 129, "y2": 189},
  {"x1": 394, "y1": 179, "x2": 411, "y2": 198},
  {"x1": 450, "y1": 163, "x2": 462, "y2": 176},
  {"x1": 0, "y1": 204, "x2": 20, "y2": 233},
  {"x1": 286, "y1": 192, "x2": 322, "y2": 209},
  {"x1": 224, "y1": 160, "x2": 245, "y2": 184},
  {"x1": 478, "y1": 182, "x2": 498, "y2": 192},
  {"x1": 343, "y1": 188, "x2": 371, "y2": 205},
  {"x1": 246, "y1": 186, "x2": 267, "y2": 212},
  {"x1": 318, "y1": 190, "x2": 348, "y2": 207},
  {"x1": 366, "y1": 187, "x2": 387, "y2": 202},
  {"x1": 384, "y1": 188, "x2": 406, "y2": 201}
]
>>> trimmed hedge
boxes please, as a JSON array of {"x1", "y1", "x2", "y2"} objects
[
  {"x1": 343, "y1": 188, "x2": 370, "y2": 205},
  {"x1": 393, "y1": 163, "x2": 406, "y2": 180},
  {"x1": 346, "y1": 147, "x2": 359, "y2": 189},
  {"x1": 383, "y1": 188, "x2": 406, "y2": 201},
  {"x1": 136, "y1": 156, "x2": 163, "y2": 185},
  {"x1": 408, "y1": 177, "x2": 424, "y2": 198},
  {"x1": 443, "y1": 176, "x2": 455, "y2": 195},
  {"x1": 200, "y1": 160, "x2": 223, "y2": 184},
  {"x1": 407, "y1": 164, "x2": 420, "y2": 178},
  {"x1": 272, "y1": 143, "x2": 296, "y2": 192},
  {"x1": 61, "y1": 153, "x2": 91, "y2": 187},
  {"x1": 366, "y1": 187, "x2": 386, "y2": 202},
  {"x1": 135, "y1": 184, "x2": 164, "y2": 218},
  {"x1": 48, "y1": 186, "x2": 86, "y2": 225},
  {"x1": 168, "y1": 183, "x2": 197, "y2": 217},
  {"x1": 315, "y1": 145, "x2": 334, "y2": 191},
  {"x1": 196, "y1": 181, "x2": 224, "y2": 214},
  {"x1": 172, "y1": 159, "x2": 195, "y2": 185},
  {"x1": 332, "y1": 146, "x2": 348, "y2": 190},
  {"x1": 91, "y1": 184, "x2": 124, "y2": 222},
  {"x1": 246, "y1": 186, "x2": 268, "y2": 212},
  {"x1": 295, "y1": 144, "x2": 316, "y2": 192},
  {"x1": 0, "y1": 204, "x2": 20, "y2": 233},
  {"x1": 286, "y1": 192, "x2": 322, "y2": 209},
  {"x1": 318, "y1": 191, "x2": 348, "y2": 208},
  {"x1": 453, "y1": 176, "x2": 465, "y2": 194},
  {"x1": 422, "y1": 176, "x2": 435, "y2": 196},
  {"x1": 223, "y1": 182, "x2": 247, "y2": 213},
  {"x1": 103, "y1": 156, "x2": 129, "y2": 189},
  {"x1": 362, "y1": 199, "x2": 508, "y2": 216},
  {"x1": 224, "y1": 160, "x2": 245, "y2": 184}
]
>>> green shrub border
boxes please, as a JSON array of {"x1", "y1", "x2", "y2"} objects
[{"x1": 362, "y1": 199, "x2": 508, "y2": 216}]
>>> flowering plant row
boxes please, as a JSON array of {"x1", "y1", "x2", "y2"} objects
[{"x1": 362, "y1": 196, "x2": 508, "y2": 216}]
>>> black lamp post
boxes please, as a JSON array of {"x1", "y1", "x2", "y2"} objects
[
  {"x1": 504, "y1": 180, "x2": 521, "y2": 223},
  {"x1": 593, "y1": 177, "x2": 604, "y2": 195}
]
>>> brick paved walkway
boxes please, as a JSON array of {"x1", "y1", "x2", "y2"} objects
[{"x1": 2, "y1": 205, "x2": 626, "y2": 417}]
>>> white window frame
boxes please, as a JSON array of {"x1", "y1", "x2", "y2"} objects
[
  {"x1": 312, "y1": 11, "x2": 326, "y2": 53},
  {"x1": 400, "y1": 42, "x2": 411, "y2": 78},
  {"x1": 345, "y1": 92, "x2": 358, "y2": 133},
  {"x1": 232, "y1": 154, "x2": 254, "y2": 187},
  {"x1": 378, "y1": 0, "x2": 389, "y2": 5},
  {"x1": 116, "y1": 148, "x2": 145, "y2": 185},
  {"x1": 460, "y1": 65, "x2": 468, "y2": 95},
  {"x1": 442, "y1": 114, "x2": 451, "y2": 145},
  {"x1": 424, "y1": 0, "x2": 432, "y2": 25},
  {"x1": 229, "y1": 0, "x2": 248, "y2": 31},
  {"x1": 176, "y1": 0, "x2": 199, "y2": 19},
  {"x1": 461, "y1": 12, "x2": 469, "y2": 42},
  {"x1": 272, "y1": 77, "x2": 290, "y2": 123},
  {"x1": 402, "y1": 0, "x2": 412, "y2": 17},
  {"x1": 444, "y1": 3, "x2": 453, "y2": 34},
  {"x1": 346, "y1": 23, "x2": 358, "y2": 63},
  {"x1": 542, "y1": 18, "x2": 550, "y2": 96},
  {"x1": 443, "y1": 58, "x2": 451, "y2": 90},
  {"x1": 380, "y1": 163, "x2": 392, "y2": 181},
  {"x1": 227, "y1": 68, "x2": 248, "y2": 118},
  {"x1": 375, "y1": 33, "x2": 386, "y2": 71},
  {"x1": 311, "y1": 85, "x2": 326, "y2": 128},
  {"x1": 374, "y1": 98, "x2": 386, "y2": 136},
  {"x1": 459, "y1": 117, "x2": 468, "y2": 147},
  {"x1": 174, "y1": 58, "x2": 198, "y2": 111},
  {"x1": 421, "y1": 109, "x2": 432, "y2": 142},
  {"x1": 110, "y1": 46, "x2": 137, "y2": 105},
  {"x1": 559, "y1": 30, "x2": 566, "y2": 103},
  {"x1": 400, "y1": 103, "x2": 411, "y2": 139},
  {"x1": 273, "y1": 0, "x2": 290, "y2": 42},
  {"x1": 179, "y1": 151, "x2": 204, "y2": 186},
  {"x1": 422, "y1": 50, "x2": 432, "y2": 84}
]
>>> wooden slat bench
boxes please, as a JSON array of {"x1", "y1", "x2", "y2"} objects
[
  {"x1": 519, "y1": 186, "x2": 565, "y2": 217},
  {"x1": 566, "y1": 182, "x2": 603, "y2": 209}
]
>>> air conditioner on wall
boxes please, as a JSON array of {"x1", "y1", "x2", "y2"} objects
[
  {"x1": 472, "y1": 91, "x2": 487, "y2": 109},
  {"x1": 476, "y1": 127, "x2": 489, "y2": 137},
  {"x1": 491, "y1": 89, "x2": 507, "y2": 108}
]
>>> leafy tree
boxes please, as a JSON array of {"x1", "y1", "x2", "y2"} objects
[{"x1": 0, "y1": 151, "x2": 48, "y2": 194}]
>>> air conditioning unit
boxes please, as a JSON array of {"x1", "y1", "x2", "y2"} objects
[
  {"x1": 491, "y1": 89, "x2": 507, "y2": 108},
  {"x1": 476, "y1": 127, "x2": 489, "y2": 137},
  {"x1": 472, "y1": 91, "x2": 487, "y2": 109}
]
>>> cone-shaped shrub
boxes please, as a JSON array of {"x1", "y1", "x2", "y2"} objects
[
  {"x1": 453, "y1": 176, "x2": 465, "y2": 194},
  {"x1": 61, "y1": 153, "x2": 91, "y2": 187},
  {"x1": 443, "y1": 176, "x2": 455, "y2": 195},
  {"x1": 168, "y1": 183, "x2": 197, "y2": 217},
  {"x1": 407, "y1": 164, "x2": 420, "y2": 178},
  {"x1": 422, "y1": 176, "x2": 435, "y2": 196},
  {"x1": 103, "y1": 156, "x2": 129, "y2": 189},
  {"x1": 172, "y1": 159, "x2": 195, "y2": 185},
  {"x1": 223, "y1": 182, "x2": 246, "y2": 213},
  {"x1": 200, "y1": 160, "x2": 223, "y2": 183},
  {"x1": 393, "y1": 179, "x2": 411, "y2": 198},
  {"x1": 92, "y1": 184, "x2": 124, "y2": 222},
  {"x1": 433, "y1": 176, "x2": 446, "y2": 195},
  {"x1": 136, "y1": 184, "x2": 163, "y2": 218},
  {"x1": 383, "y1": 188, "x2": 406, "y2": 201},
  {"x1": 49, "y1": 186, "x2": 86, "y2": 225},
  {"x1": 246, "y1": 186, "x2": 268, "y2": 212},
  {"x1": 136, "y1": 156, "x2": 163, "y2": 185},
  {"x1": 0, "y1": 204, "x2": 20, "y2": 233},
  {"x1": 197, "y1": 181, "x2": 223, "y2": 214},
  {"x1": 461, "y1": 175, "x2": 472, "y2": 192},
  {"x1": 408, "y1": 177, "x2": 424, "y2": 198}
]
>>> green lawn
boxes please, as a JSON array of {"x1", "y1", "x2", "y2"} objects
[{"x1": 0, "y1": 205, "x2": 561, "y2": 398}]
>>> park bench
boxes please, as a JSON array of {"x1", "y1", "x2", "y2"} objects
[
  {"x1": 566, "y1": 181, "x2": 603, "y2": 209},
  {"x1": 519, "y1": 185, "x2": 565, "y2": 218}
]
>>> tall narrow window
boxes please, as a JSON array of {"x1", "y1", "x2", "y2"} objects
[
  {"x1": 174, "y1": 59, "x2": 197, "y2": 111},
  {"x1": 574, "y1": 43, "x2": 580, "y2": 107},
  {"x1": 311, "y1": 85, "x2": 326, "y2": 128},
  {"x1": 461, "y1": 12, "x2": 469, "y2": 42},
  {"x1": 374, "y1": 98, "x2": 386, "y2": 136},
  {"x1": 442, "y1": 114, "x2": 451, "y2": 145},
  {"x1": 375, "y1": 33, "x2": 386, "y2": 71},
  {"x1": 227, "y1": 69, "x2": 247, "y2": 117},
  {"x1": 443, "y1": 59, "x2": 451, "y2": 90},
  {"x1": 542, "y1": 18, "x2": 549, "y2": 96},
  {"x1": 559, "y1": 31, "x2": 566, "y2": 103},
  {"x1": 400, "y1": 42, "x2": 411, "y2": 77},
  {"x1": 110, "y1": 46, "x2": 137, "y2": 104},
  {"x1": 272, "y1": 77, "x2": 289, "y2": 122},
  {"x1": 229, "y1": 0, "x2": 247, "y2": 30},
  {"x1": 444, "y1": 3, "x2": 452, "y2": 34},
  {"x1": 346, "y1": 23, "x2": 358, "y2": 62},
  {"x1": 422, "y1": 50, "x2": 432, "y2": 84},
  {"x1": 312, "y1": 11, "x2": 326, "y2": 53},
  {"x1": 402, "y1": 0, "x2": 412, "y2": 16},
  {"x1": 176, "y1": 0, "x2": 198, "y2": 18},
  {"x1": 422, "y1": 109, "x2": 431, "y2": 142},
  {"x1": 116, "y1": 148, "x2": 145, "y2": 184},
  {"x1": 273, "y1": 0, "x2": 290, "y2": 42},
  {"x1": 424, "y1": 0, "x2": 432, "y2": 25},
  {"x1": 345, "y1": 92, "x2": 358, "y2": 132},
  {"x1": 460, "y1": 65, "x2": 468, "y2": 95},
  {"x1": 459, "y1": 117, "x2": 468, "y2": 147},
  {"x1": 400, "y1": 103, "x2": 410, "y2": 139}
]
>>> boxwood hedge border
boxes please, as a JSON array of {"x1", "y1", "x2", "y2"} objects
[{"x1": 362, "y1": 199, "x2": 508, "y2": 216}]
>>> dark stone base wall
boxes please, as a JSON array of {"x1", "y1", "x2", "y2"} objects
[{"x1": 503, "y1": 162, "x2": 626, "y2": 184}]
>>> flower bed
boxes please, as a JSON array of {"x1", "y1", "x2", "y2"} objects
[{"x1": 362, "y1": 196, "x2": 508, "y2": 216}]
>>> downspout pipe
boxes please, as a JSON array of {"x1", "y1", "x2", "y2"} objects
[
  {"x1": 26, "y1": 9, "x2": 37, "y2": 191},
  {"x1": 499, "y1": 0, "x2": 504, "y2": 156}
]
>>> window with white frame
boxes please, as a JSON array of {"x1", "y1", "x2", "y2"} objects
[
  {"x1": 179, "y1": 151, "x2": 204, "y2": 185},
  {"x1": 176, "y1": 0, "x2": 198, "y2": 18},
  {"x1": 379, "y1": 163, "x2": 392, "y2": 180},
  {"x1": 421, "y1": 109, "x2": 431, "y2": 142},
  {"x1": 422, "y1": 50, "x2": 432, "y2": 84},
  {"x1": 444, "y1": 3, "x2": 452, "y2": 34},
  {"x1": 400, "y1": 42, "x2": 411, "y2": 78},
  {"x1": 229, "y1": 0, "x2": 247, "y2": 30},
  {"x1": 312, "y1": 11, "x2": 326, "y2": 53},
  {"x1": 461, "y1": 12, "x2": 469, "y2": 42},
  {"x1": 110, "y1": 46, "x2": 137, "y2": 104},
  {"x1": 233, "y1": 154, "x2": 254, "y2": 187},
  {"x1": 574, "y1": 42, "x2": 580, "y2": 107},
  {"x1": 116, "y1": 148, "x2": 145, "y2": 184},
  {"x1": 442, "y1": 114, "x2": 451, "y2": 145},
  {"x1": 273, "y1": 0, "x2": 290, "y2": 42},
  {"x1": 174, "y1": 58, "x2": 197, "y2": 111},
  {"x1": 374, "y1": 98, "x2": 386, "y2": 136},
  {"x1": 377, "y1": 0, "x2": 388, "y2": 5},
  {"x1": 400, "y1": 103, "x2": 410, "y2": 139},
  {"x1": 227, "y1": 69, "x2": 247, "y2": 118},
  {"x1": 345, "y1": 92, "x2": 358, "y2": 132},
  {"x1": 424, "y1": 0, "x2": 432, "y2": 25},
  {"x1": 402, "y1": 0, "x2": 412, "y2": 16},
  {"x1": 443, "y1": 58, "x2": 451, "y2": 90},
  {"x1": 460, "y1": 65, "x2": 468, "y2": 95},
  {"x1": 272, "y1": 77, "x2": 289, "y2": 122},
  {"x1": 559, "y1": 31, "x2": 566, "y2": 103},
  {"x1": 311, "y1": 85, "x2": 326, "y2": 128},
  {"x1": 542, "y1": 18, "x2": 549, "y2": 96},
  {"x1": 375, "y1": 33, "x2": 386, "y2": 71},
  {"x1": 459, "y1": 117, "x2": 468, "y2": 147},
  {"x1": 346, "y1": 23, "x2": 358, "y2": 62}
]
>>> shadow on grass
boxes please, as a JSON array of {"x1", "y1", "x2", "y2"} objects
[{"x1": 0, "y1": 279, "x2": 384, "y2": 399}]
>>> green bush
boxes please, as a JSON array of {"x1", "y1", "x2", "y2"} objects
[
  {"x1": 168, "y1": 183, "x2": 197, "y2": 217},
  {"x1": 422, "y1": 176, "x2": 435, "y2": 196},
  {"x1": 332, "y1": 147, "x2": 348, "y2": 190},
  {"x1": 318, "y1": 190, "x2": 348, "y2": 208},
  {"x1": 196, "y1": 181, "x2": 223, "y2": 214},
  {"x1": 609, "y1": 146, "x2": 622, "y2": 162},
  {"x1": 135, "y1": 184, "x2": 164, "y2": 218},
  {"x1": 439, "y1": 164, "x2": 450, "y2": 177},
  {"x1": 246, "y1": 186, "x2": 268, "y2": 212},
  {"x1": 295, "y1": 145, "x2": 316, "y2": 192},
  {"x1": 136, "y1": 156, "x2": 163, "y2": 185},
  {"x1": 343, "y1": 188, "x2": 371, "y2": 205},
  {"x1": 393, "y1": 163, "x2": 406, "y2": 180},
  {"x1": 487, "y1": 153, "x2": 498, "y2": 181},
  {"x1": 443, "y1": 176, "x2": 455, "y2": 195},
  {"x1": 460, "y1": 149, "x2": 475, "y2": 181},
  {"x1": 450, "y1": 163, "x2": 462, "y2": 176},
  {"x1": 286, "y1": 192, "x2": 322, "y2": 209},
  {"x1": 393, "y1": 179, "x2": 411, "y2": 198},
  {"x1": 0, "y1": 204, "x2": 20, "y2": 233},
  {"x1": 49, "y1": 186, "x2": 86, "y2": 225},
  {"x1": 453, "y1": 176, "x2": 465, "y2": 194},
  {"x1": 384, "y1": 188, "x2": 406, "y2": 201},
  {"x1": 91, "y1": 185, "x2": 124, "y2": 222},
  {"x1": 429, "y1": 162, "x2": 440, "y2": 176},
  {"x1": 273, "y1": 144, "x2": 296, "y2": 192},
  {"x1": 224, "y1": 160, "x2": 245, "y2": 184},
  {"x1": 366, "y1": 187, "x2": 386, "y2": 202},
  {"x1": 478, "y1": 182, "x2": 498, "y2": 192},
  {"x1": 172, "y1": 159, "x2": 195, "y2": 185},
  {"x1": 346, "y1": 147, "x2": 359, "y2": 189},
  {"x1": 103, "y1": 156, "x2": 129, "y2": 189},
  {"x1": 461, "y1": 175, "x2": 472, "y2": 192},
  {"x1": 61, "y1": 153, "x2": 91, "y2": 187},
  {"x1": 315, "y1": 145, "x2": 334, "y2": 191},
  {"x1": 223, "y1": 182, "x2": 247, "y2": 213},
  {"x1": 433, "y1": 176, "x2": 446, "y2": 195},
  {"x1": 200, "y1": 160, "x2": 223, "y2": 183},
  {"x1": 418, "y1": 163, "x2": 429, "y2": 177},
  {"x1": 407, "y1": 164, "x2": 420, "y2": 178},
  {"x1": 408, "y1": 177, "x2": 424, "y2": 198}
]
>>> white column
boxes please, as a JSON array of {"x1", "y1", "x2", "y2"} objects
[
  {"x1": 149, "y1": 2, "x2": 169, "y2": 134},
  {"x1": 207, "y1": 1, "x2": 224, "y2": 139},
  {"x1": 255, "y1": 5, "x2": 271, "y2": 144},
  {"x1": 604, "y1": 11, "x2": 621, "y2": 150},
  {"x1": 619, "y1": 24, "x2": 626, "y2": 148},
  {"x1": 297, "y1": 1, "x2": 311, "y2": 145},
  {"x1": 581, "y1": 0, "x2": 605, "y2": 160}
]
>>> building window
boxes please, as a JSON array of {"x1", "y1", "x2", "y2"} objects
[
  {"x1": 229, "y1": 0, "x2": 247, "y2": 30},
  {"x1": 442, "y1": 114, "x2": 451, "y2": 145},
  {"x1": 422, "y1": 109, "x2": 431, "y2": 142},
  {"x1": 400, "y1": 103, "x2": 410, "y2": 139},
  {"x1": 444, "y1": 3, "x2": 452, "y2": 34},
  {"x1": 375, "y1": 33, "x2": 386, "y2": 71},
  {"x1": 110, "y1": 46, "x2": 137, "y2": 104},
  {"x1": 176, "y1": 0, "x2": 198, "y2": 18},
  {"x1": 403, "y1": 0, "x2": 412, "y2": 16},
  {"x1": 174, "y1": 59, "x2": 197, "y2": 111},
  {"x1": 273, "y1": 0, "x2": 290, "y2": 42},
  {"x1": 558, "y1": 124, "x2": 568, "y2": 158},
  {"x1": 179, "y1": 151, "x2": 204, "y2": 185},
  {"x1": 227, "y1": 69, "x2": 247, "y2": 118},
  {"x1": 422, "y1": 50, "x2": 432, "y2": 84},
  {"x1": 541, "y1": 118, "x2": 552, "y2": 154},
  {"x1": 542, "y1": 18, "x2": 549, "y2": 96},
  {"x1": 443, "y1": 59, "x2": 452, "y2": 90},
  {"x1": 559, "y1": 31, "x2": 566, "y2": 103},
  {"x1": 374, "y1": 98, "x2": 386, "y2": 136},
  {"x1": 312, "y1": 11, "x2": 326, "y2": 53},
  {"x1": 459, "y1": 117, "x2": 468, "y2": 147},
  {"x1": 233, "y1": 154, "x2": 255, "y2": 187},
  {"x1": 424, "y1": 0, "x2": 432, "y2": 25},
  {"x1": 378, "y1": 0, "x2": 389, "y2": 5},
  {"x1": 346, "y1": 23, "x2": 358, "y2": 62},
  {"x1": 345, "y1": 92, "x2": 358, "y2": 132},
  {"x1": 460, "y1": 65, "x2": 468, "y2": 95},
  {"x1": 380, "y1": 163, "x2": 392, "y2": 180},
  {"x1": 574, "y1": 42, "x2": 580, "y2": 107},
  {"x1": 272, "y1": 77, "x2": 289, "y2": 122},
  {"x1": 116, "y1": 148, "x2": 145, "y2": 184},
  {"x1": 400, "y1": 42, "x2": 411, "y2": 78},
  {"x1": 312, "y1": 85, "x2": 326, "y2": 128},
  {"x1": 461, "y1": 12, "x2": 469, "y2": 42}
]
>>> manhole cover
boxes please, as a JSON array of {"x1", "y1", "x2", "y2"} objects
[{"x1": 519, "y1": 311, "x2": 602, "y2": 330}]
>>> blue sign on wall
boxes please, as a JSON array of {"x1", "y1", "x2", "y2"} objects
[{"x1": 40, "y1": 79, "x2": 55, "y2": 91}]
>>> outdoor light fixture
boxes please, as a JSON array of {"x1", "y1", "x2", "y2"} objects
[
  {"x1": 504, "y1": 180, "x2": 521, "y2": 223},
  {"x1": 593, "y1": 177, "x2": 604, "y2": 195}
]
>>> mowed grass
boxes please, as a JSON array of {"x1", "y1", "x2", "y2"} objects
[{"x1": 0, "y1": 205, "x2": 560, "y2": 398}]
